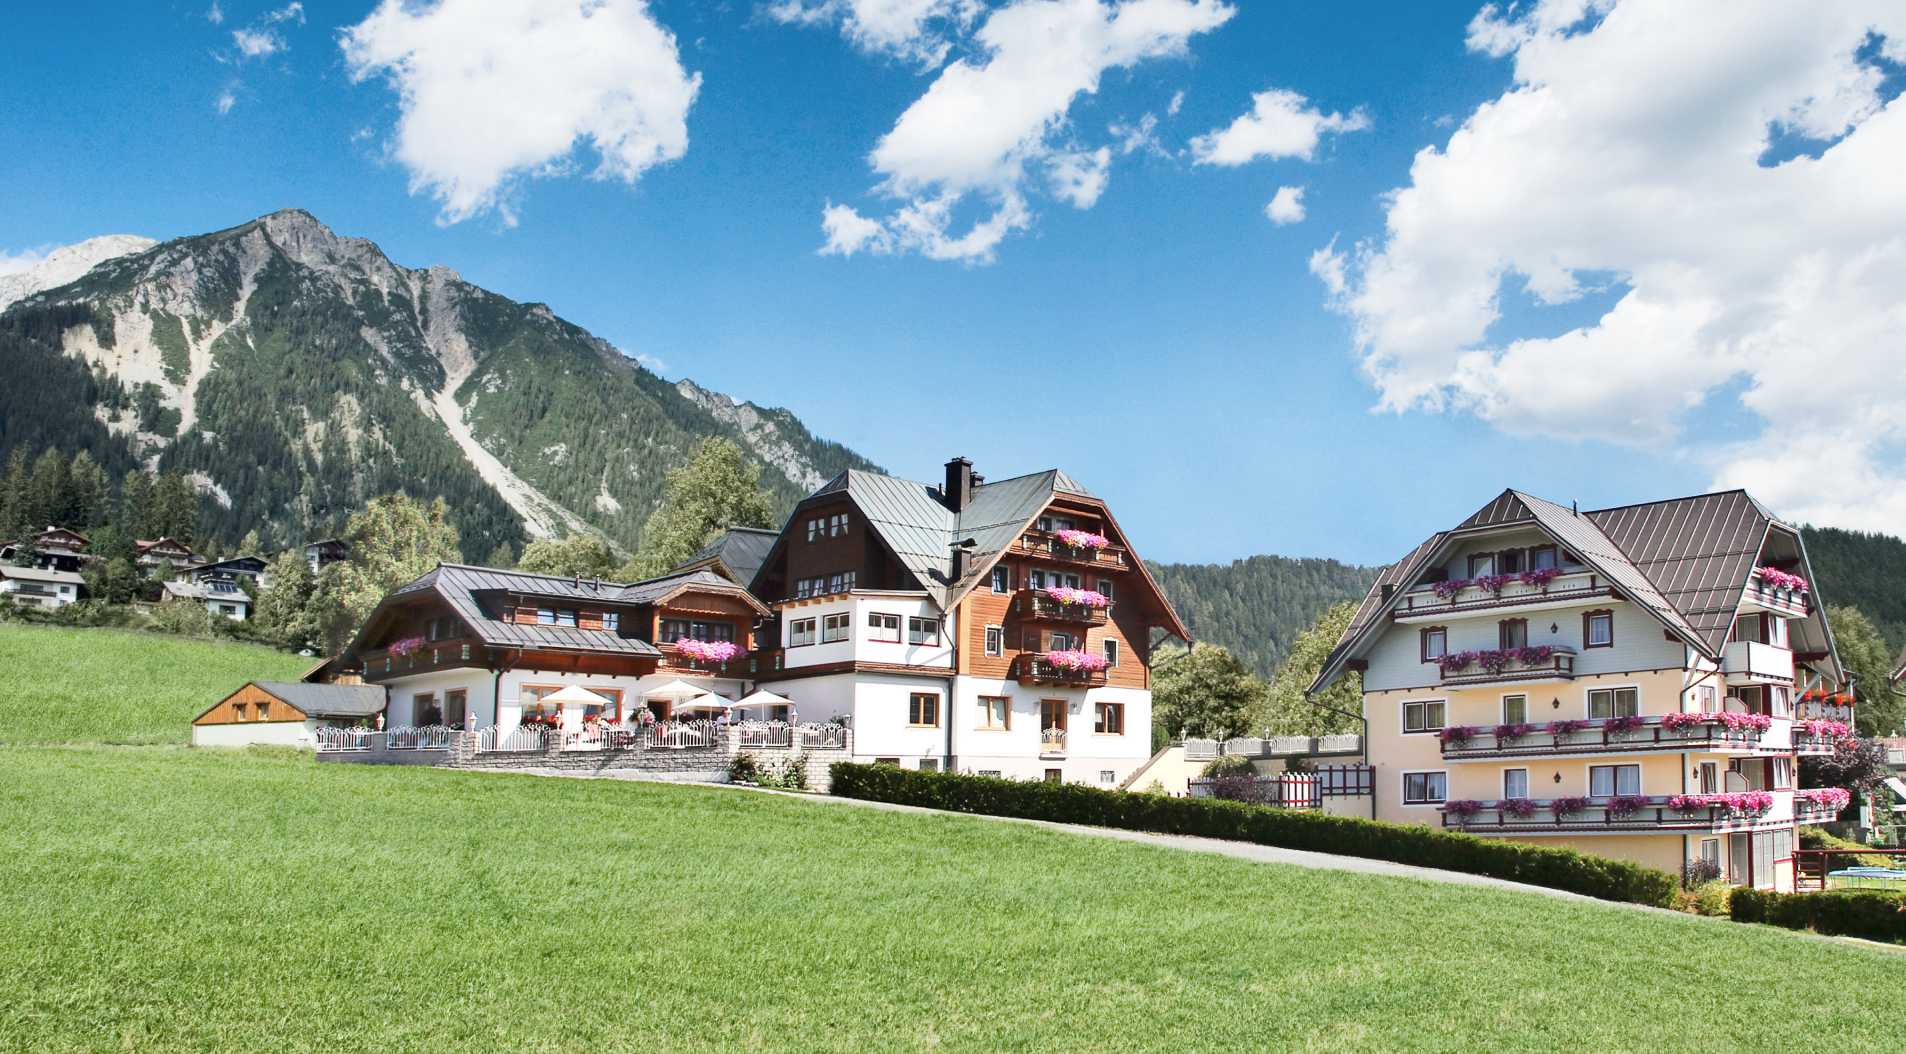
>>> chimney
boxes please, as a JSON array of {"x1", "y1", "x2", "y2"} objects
[{"x1": 944, "y1": 457, "x2": 974, "y2": 512}]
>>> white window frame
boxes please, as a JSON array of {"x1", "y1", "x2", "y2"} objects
[
  {"x1": 1102, "y1": 638, "x2": 1118, "y2": 666},
  {"x1": 788, "y1": 618, "x2": 817, "y2": 647},
  {"x1": 867, "y1": 612, "x2": 900, "y2": 643},
  {"x1": 1503, "y1": 768, "x2": 1530, "y2": 800},
  {"x1": 1401, "y1": 771, "x2": 1448, "y2": 806},
  {"x1": 1501, "y1": 694, "x2": 1528, "y2": 725},
  {"x1": 1587, "y1": 686, "x2": 1640, "y2": 720},
  {"x1": 1402, "y1": 698, "x2": 1446, "y2": 734},
  {"x1": 822, "y1": 613, "x2": 851, "y2": 643},
  {"x1": 908, "y1": 617, "x2": 940, "y2": 646},
  {"x1": 1589, "y1": 763, "x2": 1641, "y2": 797},
  {"x1": 601, "y1": 611, "x2": 619, "y2": 632},
  {"x1": 984, "y1": 626, "x2": 1003, "y2": 657}
]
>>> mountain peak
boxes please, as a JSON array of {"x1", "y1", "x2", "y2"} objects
[{"x1": 0, "y1": 234, "x2": 157, "y2": 310}]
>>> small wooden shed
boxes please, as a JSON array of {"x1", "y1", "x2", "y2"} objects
[{"x1": 192, "y1": 681, "x2": 388, "y2": 747}]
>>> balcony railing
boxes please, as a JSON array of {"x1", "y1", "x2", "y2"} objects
[
  {"x1": 1440, "y1": 795, "x2": 1785, "y2": 833},
  {"x1": 364, "y1": 637, "x2": 483, "y2": 679},
  {"x1": 1742, "y1": 570, "x2": 1811, "y2": 617},
  {"x1": 1791, "y1": 730, "x2": 1843, "y2": 756},
  {"x1": 1439, "y1": 715, "x2": 1767, "y2": 760},
  {"x1": 1436, "y1": 647, "x2": 1576, "y2": 687},
  {"x1": 1015, "y1": 529, "x2": 1127, "y2": 567},
  {"x1": 1016, "y1": 590, "x2": 1111, "y2": 625},
  {"x1": 656, "y1": 642, "x2": 743, "y2": 674},
  {"x1": 1722, "y1": 641, "x2": 1793, "y2": 684},
  {"x1": 1795, "y1": 699, "x2": 1854, "y2": 724},
  {"x1": 1041, "y1": 727, "x2": 1067, "y2": 754},
  {"x1": 1394, "y1": 569, "x2": 1611, "y2": 621},
  {"x1": 1793, "y1": 797, "x2": 1844, "y2": 824},
  {"x1": 1222, "y1": 734, "x2": 1364, "y2": 758},
  {"x1": 1015, "y1": 654, "x2": 1109, "y2": 686}
]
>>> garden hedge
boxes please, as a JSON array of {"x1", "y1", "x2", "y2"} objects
[
  {"x1": 1730, "y1": 888, "x2": 1906, "y2": 944},
  {"x1": 829, "y1": 763, "x2": 1676, "y2": 907}
]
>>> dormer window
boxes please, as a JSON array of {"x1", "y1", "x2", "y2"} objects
[
  {"x1": 1532, "y1": 547, "x2": 1557, "y2": 570},
  {"x1": 601, "y1": 612, "x2": 619, "y2": 632},
  {"x1": 1036, "y1": 515, "x2": 1076, "y2": 532},
  {"x1": 1498, "y1": 550, "x2": 1523, "y2": 574},
  {"x1": 1468, "y1": 554, "x2": 1494, "y2": 577}
]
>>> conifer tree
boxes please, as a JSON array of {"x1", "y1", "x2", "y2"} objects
[
  {"x1": 26, "y1": 448, "x2": 69, "y2": 532},
  {"x1": 120, "y1": 470, "x2": 153, "y2": 539},
  {"x1": 255, "y1": 549, "x2": 317, "y2": 649},
  {"x1": 68, "y1": 451, "x2": 110, "y2": 530},
  {"x1": 0, "y1": 448, "x2": 29, "y2": 543}
]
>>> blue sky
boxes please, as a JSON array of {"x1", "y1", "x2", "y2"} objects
[{"x1": 3, "y1": 0, "x2": 1902, "y2": 565}]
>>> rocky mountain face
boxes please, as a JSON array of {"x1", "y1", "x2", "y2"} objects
[{"x1": 0, "y1": 209, "x2": 880, "y2": 554}]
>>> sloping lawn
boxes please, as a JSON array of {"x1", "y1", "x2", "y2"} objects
[
  {"x1": 1, "y1": 747, "x2": 1900, "y2": 1053},
  {"x1": 0, "y1": 623, "x2": 310, "y2": 744}
]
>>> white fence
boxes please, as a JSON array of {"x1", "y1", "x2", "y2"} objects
[
  {"x1": 386, "y1": 725, "x2": 458, "y2": 750},
  {"x1": 477, "y1": 725, "x2": 548, "y2": 753},
  {"x1": 315, "y1": 727, "x2": 374, "y2": 752}
]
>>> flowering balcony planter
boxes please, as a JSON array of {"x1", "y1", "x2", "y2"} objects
[
  {"x1": 1017, "y1": 529, "x2": 1127, "y2": 566},
  {"x1": 1741, "y1": 566, "x2": 1811, "y2": 618},
  {"x1": 1793, "y1": 788, "x2": 1850, "y2": 824},
  {"x1": 1017, "y1": 589, "x2": 1111, "y2": 625},
  {"x1": 1435, "y1": 646, "x2": 1576, "y2": 687},
  {"x1": 1791, "y1": 719, "x2": 1850, "y2": 756},
  {"x1": 1440, "y1": 713, "x2": 1767, "y2": 760},
  {"x1": 1394, "y1": 569, "x2": 1613, "y2": 621},
  {"x1": 1016, "y1": 653, "x2": 1109, "y2": 687},
  {"x1": 364, "y1": 637, "x2": 483, "y2": 680},
  {"x1": 1440, "y1": 793, "x2": 1783, "y2": 833}
]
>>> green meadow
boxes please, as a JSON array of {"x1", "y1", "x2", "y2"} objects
[
  {"x1": 0, "y1": 623, "x2": 310, "y2": 744},
  {"x1": 0, "y1": 625, "x2": 1900, "y2": 1051}
]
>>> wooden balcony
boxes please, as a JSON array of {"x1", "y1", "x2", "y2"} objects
[
  {"x1": 1014, "y1": 654, "x2": 1108, "y2": 687},
  {"x1": 1439, "y1": 715, "x2": 1766, "y2": 760},
  {"x1": 655, "y1": 642, "x2": 746, "y2": 676},
  {"x1": 1740, "y1": 571, "x2": 1811, "y2": 618},
  {"x1": 1014, "y1": 589, "x2": 1110, "y2": 626},
  {"x1": 1392, "y1": 569, "x2": 1614, "y2": 622},
  {"x1": 1437, "y1": 647, "x2": 1575, "y2": 687},
  {"x1": 363, "y1": 637, "x2": 486, "y2": 681},
  {"x1": 1441, "y1": 796, "x2": 1787, "y2": 834},
  {"x1": 1013, "y1": 530, "x2": 1128, "y2": 568}
]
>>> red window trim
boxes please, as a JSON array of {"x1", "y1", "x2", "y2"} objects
[
  {"x1": 1583, "y1": 609, "x2": 1615, "y2": 649},
  {"x1": 1498, "y1": 618, "x2": 1528, "y2": 650},
  {"x1": 1420, "y1": 625, "x2": 1448, "y2": 663}
]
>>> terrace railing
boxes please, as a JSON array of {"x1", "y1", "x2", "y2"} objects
[
  {"x1": 1439, "y1": 716, "x2": 1766, "y2": 760},
  {"x1": 738, "y1": 721, "x2": 793, "y2": 748},
  {"x1": 1183, "y1": 738, "x2": 1221, "y2": 761},
  {"x1": 1440, "y1": 795, "x2": 1783, "y2": 832},
  {"x1": 477, "y1": 725, "x2": 548, "y2": 753},
  {"x1": 799, "y1": 724, "x2": 849, "y2": 749},
  {"x1": 1041, "y1": 727, "x2": 1068, "y2": 754},
  {"x1": 645, "y1": 720, "x2": 721, "y2": 750},
  {"x1": 386, "y1": 725, "x2": 458, "y2": 750},
  {"x1": 315, "y1": 727, "x2": 374, "y2": 752}
]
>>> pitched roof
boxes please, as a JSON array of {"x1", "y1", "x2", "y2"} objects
[
  {"x1": 676, "y1": 526, "x2": 780, "y2": 587},
  {"x1": 2, "y1": 566, "x2": 85, "y2": 585},
  {"x1": 196, "y1": 681, "x2": 387, "y2": 721},
  {"x1": 373, "y1": 564, "x2": 663, "y2": 658},
  {"x1": 1309, "y1": 487, "x2": 1832, "y2": 693}
]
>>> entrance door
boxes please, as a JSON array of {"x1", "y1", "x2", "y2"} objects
[
  {"x1": 445, "y1": 690, "x2": 467, "y2": 730},
  {"x1": 1728, "y1": 833, "x2": 1750, "y2": 885},
  {"x1": 1040, "y1": 699, "x2": 1067, "y2": 731}
]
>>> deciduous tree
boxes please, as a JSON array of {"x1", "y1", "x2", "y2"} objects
[
  {"x1": 1150, "y1": 642, "x2": 1267, "y2": 740},
  {"x1": 517, "y1": 534, "x2": 621, "y2": 579},
  {"x1": 1825, "y1": 604, "x2": 1905, "y2": 738},
  {"x1": 624, "y1": 437, "x2": 774, "y2": 580},
  {"x1": 1258, "y1": 599, "x2": 1365, "y2": 736},
  {"x1": 338, "y1": 495, "x2": 463, "y2": 627}
]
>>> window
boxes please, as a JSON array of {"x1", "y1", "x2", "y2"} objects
[
  {"x1": 1049, "y1": 632, "x2": 1074, "y2": 651},
  {"x1": 1057, "y1": 572, "x2": 1081, "y2": 589},
  {"x1": 874, "y1": 758, "x2": 901, "y2": 766},
  {"x1": 789, "y1": 618, "x2": 817, "y2": 647},
  {"x1": 806, "y1": 518, "x2": 824, "y2": 542},
  {"x1": 1100, "y1": 770, "x2": 1116, "y2": 784},
  {"x1": 1588, "y1": 687, "x2": 1638, "y2": 719},
  {"x1": 1403, "y1": 699, "x2": 1446, "y2": 733},
  {"x1": 1698, "y1": 761, "x2": 1719, "y2": 794},
  {"x1": 1102, "y1": 639, "x2": 1119, "y2": 666},
  {"x1": 909, "y1": 692, "x2": 940, "y2": 727},
  {"x1": 979, "y1": 770, "x2": 1002, "y2": 778},
  {"x1": 795, "y1": 577, "x2": 819, "y2": 599},
  {"x1": 1772, "y1": 756, "x2": 1793, "y2": 790},
  {"x1": 984, "y1": 626, "x2": 1003, "y2": 657},
  {"x1": 991, "y1": 567, "x2": 1010, "y2": 593},
  {"x1": 1421, "y1": 627, "x2": 1448, "y2": 662},
  {"x1": 1584, "y1": 609, "x2": 1614, "y2": 648},
  {"x1": 601, "y1": 612, "x2": 619, "y2": 633},
  {"x1": 1403, "y1": 772, "x2": 1447, "y2": 804},
  {"x1": 978, "y1": 696, "x2": 1011, "y2": 729},
  {"x1": 822, "y1": 613, "x2": 851, "y2": 642},
  {"x1": 1773, "y1": 685, "x2": 1790, "y2": 717},
  {"x1": 1499, "y1": 550, "x2": 1523, "y2": 574},
  {"x1": 1468, "y1": 553, "x2": 1495, "y2": 577},
  {"x1": 415, "y1": 693, "x2": 442, "y2": 726},
  {"x1": 1700, "y1": 838, "x2": 1720, "y2": 866},
  {"x1": 1499, "y1": 618, "x2": 1527, "y2": 649},
  {"x1": 233, "y1": 702, "x2": 248, "y2": 721},
  {"x1": 1097, "y1": 578, "x2": 1113, "y2": 599},
  {"x1": 1733, "y1": 613, "x2": 1766, "y2": 644},
  {"x1": 1589, "y1": 764, "x2": 1641, "y2": 797},
  {"x1": 908, "y1": 617, "x2": 940, "y2": 645},
  {"x1": 1094, "y1": 703, "x2": 1124, "y2": 734},
  {"x1": 828, "y1": 572, "x2": 852, "y2": 594},
  {"x1": 833, "y1": 513, "x2": 850, "y2": 536},
  {"x1": 867, "y1": 612, "x2": 900, "y2": 642},
  {"x1": 1532, "y1": 546, "x2": 1557, "y2": 570},
  {"x1": 557, "y1": 609, "x2": 577, "y2": 627},
  {"x1": 662, "y1": 619, "x2": 734, "y2": 642},
  {"x1": 918, "y1": 758, "x2": 938, "y2": 772},
  {"x1": 445, "y1": 690, "x2": 467, "y2": 729},
  {"x1": 1044, "y1": 768, "x2": 1062, "y2": 783},
  {"x1": 1503, "y1": 768, "x2": 1529, "y2": 799},
  {"x1": 1028, "y1": 569, "x2": 1046, "y2": 590},
  {"x1": 1502, "y1": 694, "x2": 1528, "y2": 724},
  {"x1": 537, "y1": 607, "x2": 556, "y2": 624},
  {"x1": 1697, "y1": 684, "x2": 1717, "y2": 713}
]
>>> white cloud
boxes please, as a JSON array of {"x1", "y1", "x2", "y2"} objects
[
  {"x1": 0, "y1": 247, "x2": 50, "y2": 277},
  {"x1": 232, "y1": 28, "x2": 283, "y2": 59},
  {"x1": 822, "y1": 0, "x2": 1234, "y2": 262},
  {"x1": 217, "y1": 85, "x2": 238, "y2": 114},
  {"x1": 1111, "y1": 112, "x2": 1160, "y2": 154},
  {"x1": 1190, "y1": 88, "x2": 1368, "y2": 165},
  {"x1": 263, "y1": 2, "x2": 305, "y2": 24},
  {"x1": 1265, "y1": 184, "x2": 1304, "y2": 225},
  {"x1": 341, "y1": 0, "x2": 701, "y2": 225},
  {"x1": 766, "y1": 0, "x2": 981, "y2": 66},
  {"x1": 206, "y1": 3, "x2": 224, "y2": 25},
  {"x1": 1167, "y1": 89, "x2": 1183, "y2": 114},
  {"x1": 1314, "y1": 0, "x2": 1906, "y2": 531}
]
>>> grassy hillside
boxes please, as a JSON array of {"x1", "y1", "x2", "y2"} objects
[
  {"x1": 1148, "y1": 555, "x2": 1382, "y2": 678},
  {"x1": 1803, "y1": 525, "x2": 1906, "y2": 656},
  {"x1": 0, "y1": 747, "x2": 1899, "y2": 1053},
  {"x1": 0, "y1": 624, "x2": 310, "y2": 745}
]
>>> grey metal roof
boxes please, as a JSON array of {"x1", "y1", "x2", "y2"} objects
[
  {"x1": 2, "y1": 566, "x2": 85, "y2": 585},
  {"x1": 252, "y1": 681, "x2": 388, "y2": 717},
  {"x1": 675, "y1": 527, "x2": 780, "y2": 587},
  {"x1": 373, "y1": 564, "x2": 662, "y2": 658},
  {"x1": 1309, "y1": 487, "x2": 1837, "y2": 693}
]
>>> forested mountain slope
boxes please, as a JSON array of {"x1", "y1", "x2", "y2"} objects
[
  {"x1": 1802, "y1": 526, "x2": 1906, "y2": 656},
  {"x1": 1147, "y1": 555, "x2": 1383, "y2": 679},
  {"x1": 0, "y1": 209, "x2": 879, "y2": 554}
]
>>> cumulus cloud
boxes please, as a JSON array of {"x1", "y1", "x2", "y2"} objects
[
  {"x1": 822, "y1": 0, "x2": 1234, "y2": 262},
  {"x1": 766, "y1": 0, "x2": 982, "y2": 66},
  {"x1": 341, "y1": 0, "x2": 700, "y2": 225},
  {"x1": 0, "y1": 247, "x2": 50, "y2": 277},
  {"x1": 232, "y1": 28, "x2": 284, "y2": 58},
  {"x1": 1265, "y1": 184, "x2": 1304, "y2": 225},
  {"x1": 1190, "y1": 88, "x2": 1368, "y2": 165},
  {"x1": 1313, "y1": 0, "x2": 1906, "y2": 530}
]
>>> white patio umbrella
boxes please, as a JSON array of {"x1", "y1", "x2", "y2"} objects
[
  {"x1": 732, "y1": 689, "x2": 793, "y2": 716},
  {"x1": 541, "y1": 685, "x2": 615, "y2": 706},
  {"x1": 643, "y1": 678, "x2": 712, "y2": 701},
  {"x1": 673, "y1": 693, "x2": 733, "y2": 715}
]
